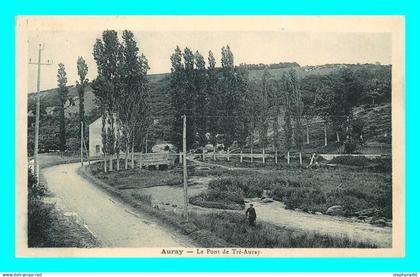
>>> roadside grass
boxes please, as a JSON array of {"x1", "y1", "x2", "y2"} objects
[
  {"x1": 190, "y1": 211, "x2": 378, "y2": 248},
  {"x1": 195, "y1": 167, "x2": 392, "y2": 218},
  {"x1": 89, "y1": 161, "x2": 183, "y2": 189},
  {"x1": 28, "y1": 169, "x2": 100, "y2": 248},
  {"x1": 28, "y1": 199, "x2": 100, "y2": 248}
]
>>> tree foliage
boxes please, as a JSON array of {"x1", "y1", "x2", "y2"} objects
[{"x1": 57, "y1": 63, "x2": 68, "y2": 152}]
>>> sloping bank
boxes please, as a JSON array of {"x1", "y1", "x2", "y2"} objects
[
  {"x1": 81, "y1": 165, "x2": 379, "y2": 248},
  {"x1": 78, "y1": 165, "x2": 232, "y2": 248}
]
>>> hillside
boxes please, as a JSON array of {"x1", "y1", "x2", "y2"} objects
[{"x1": 27, "y1": 63, "x2": 392, "y2": 154}]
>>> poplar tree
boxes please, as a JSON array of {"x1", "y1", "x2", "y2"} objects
[
  {"x1": 206, "y1": 50, "x2": 219, "y2": 147},
  {"x1": 76, "y1": 56, "x2": 89, "y2": 154},
  {"x1": 57, "y1": 63, "x2": 68, "y2": 152}
]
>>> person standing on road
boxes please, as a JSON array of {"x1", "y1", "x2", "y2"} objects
[{"x1": 245, "y1": 203, "x2": 257, "y2": 226}]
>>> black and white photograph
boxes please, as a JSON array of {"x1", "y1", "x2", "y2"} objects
[{"x1": 15, "y1": 16, "x2": 405, "y2": 257}]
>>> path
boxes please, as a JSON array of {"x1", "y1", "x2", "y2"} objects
[{"x1": 42, "y1": 163, "x2": 194, "y2": 248}]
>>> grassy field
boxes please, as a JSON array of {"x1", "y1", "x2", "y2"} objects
[
  {"x1": 194, "y1": 165, "x2": 392, "y2": 218},
  {"x1": 89, "y1": 161, "x2": 183, "y2": 189},
  {"x1": 190, "y1": 211, "x2": 377, "y2": 248},
  {"x1": 87, "y1": 164, "x2": 380, "y2": 248}
]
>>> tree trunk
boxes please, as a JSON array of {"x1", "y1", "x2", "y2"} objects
[
  {"x1": 104, "y1": 154, "x2": 107, "y2": 173},
  {"x1": 131, "y1": 132, "x2": 135, "y2": 169},
  {"x1": 250, "y1": 145, "x2": 253, "y2": 163},
  {"x1": 116, "y1": 152, "x2": 120, "y2": 171},
  {"x1": 109, "y1": 157, "x2": 113, "y2": 171},
  {"x1": 125, "y1": 143, "x2": 129, "y2": 170}
]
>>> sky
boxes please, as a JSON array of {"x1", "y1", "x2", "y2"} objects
[{"x1": 27, "y1": 30, "x2": 391, "y2": 92}]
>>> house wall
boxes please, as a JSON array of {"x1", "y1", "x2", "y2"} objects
[{"x1": 89, "y1": 117, "x2": 103, "y2": 158}]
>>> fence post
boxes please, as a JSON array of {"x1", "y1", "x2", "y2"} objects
[
  {"x1": 227, "y1": 149, "x2": 230, "y2": 161},
  {"x1": 299, "y1": 152, "x2": 302, "y2": 166},
  {"x1": 324, "y1": 123, "x2": 328, "y2": 146},
  {"x1": 139, "y1": 152, "x2": 143, "y2": 169},
  {"x1": 213, "y1": 146, "x2": 216, "y2": 161},
  {"x1": 240, "y1": 150, "x2": 243, "y2": 163},
  {"x1": 275, "y1": 149, "x2": 278, "y2": 164},
  {"x1": 179, "y1": 152, "x2": 183, "y2": 165},
  {"x1": 287, "y1": 151, "x2": 290, "y2": 165},
  {"x1": 251, "y1": 147, "x2": 253, "y2": 163},
  {"x1": 306, "y1": 125, "x2": 310, "y2": 144},
  {"x1": 262, "y1": 147, "x2": 265, "y2": 164}
]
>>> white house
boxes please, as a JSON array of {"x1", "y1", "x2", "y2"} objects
[{"x1": 89, "y1": 117, "x2": 103, "y2": 158}]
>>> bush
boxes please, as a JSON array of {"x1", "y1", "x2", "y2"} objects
[
  {"x1": 331, "y1": 155, "x2": 372, "y2": 166},
  {"x1": 131, "y1": 192, "x2": 152, "y2": 206}
]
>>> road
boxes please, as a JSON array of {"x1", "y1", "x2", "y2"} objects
[{"x1": 42, "y1": 163, "x2": 194, "y2": 248}]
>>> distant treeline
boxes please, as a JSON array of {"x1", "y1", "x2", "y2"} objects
[{"x1": 241, "y1": 62, "x2": 300, "y2": 70}]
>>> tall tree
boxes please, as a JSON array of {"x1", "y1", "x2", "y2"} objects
[
  {"x1": 183, "y1": 47, "x2": 197, "y2": 148},
  {"x1": 206, "y1": 50, "x2": 219, "y2": 147},
  {"x1": 220, "y1": 45, "x2": 236, "y2": 148},
  {"x1": 119, "y1": 30, "x2": 150, "y2": 169},
  {"x1": 76, "y1": 56, "x2": 89, "y2": 153},
  {"x1": 282, "y1": 72, "x2": 293, "y2": 152},
  {"x1": 169, "y1": 46, "x2": 186, "y2": 149},
  {"x1": 92, "y1": 30, "x2": 121, "y2": 171},
  {"x1": 194, "y1": 50, "x2": 207, "y2": 145},
  {"x1": 258, "y1": 68, "x2": 272, "y2": 150},
  {"x1": 57, "y1": 63, "x2": 68, "y2": 152},
  {"x1": 289, "y1": 69, "x2": 304, "y2": 153}
]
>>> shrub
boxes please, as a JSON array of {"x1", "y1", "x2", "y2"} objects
[
  {"x1": 331, "y1": 156, "x2": 372, "y2": 166},
  {"x1": 131, "y1": 192, "x2": 152, "y2": 206}
]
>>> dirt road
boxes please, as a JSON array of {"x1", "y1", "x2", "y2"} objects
[{"x1": 42, "y1": 163, "x2": 194, "y2": 248}]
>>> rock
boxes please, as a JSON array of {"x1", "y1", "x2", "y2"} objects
[
  {"x1": 325, "y1": 205, "x2": 345, "y2": 216},
  {"x1": 261, "y1": 189, "x2": 272, "y2": 199},
  {"x1": 171, "y1": 204, "x2": 178, "y2": 208},
  {"x1": 196, "y1": 166, "x2": 211, "y2": 171},
  {"x1": 181, "y1": 222, "x2": 198, "y2": 234},
  {"x1": 358, "y1": 215, "x2": 367, "y2": 220},
  {"x1": 371, "y1": 218, "x2": 387, "y2": 227},
  {"x1": 315, "y1": 212, "x2": 323, "y2": 215},
  {"x1": 354, "y1": 208, "x2": 382, "y2": 217},
  {"x1": 261, "y1": 197, "x2": 274, "y2": 203}
]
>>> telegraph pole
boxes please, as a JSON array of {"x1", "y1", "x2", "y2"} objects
[
  {"x1": 29, "y1": 44, "x2": 52, "y2": 183},
  {"x1": 182, "y1": 115, "x2": 189, "y2": 221},
  {"x1": 80, "y1": 121, "x2": 84, "y2": 166}
]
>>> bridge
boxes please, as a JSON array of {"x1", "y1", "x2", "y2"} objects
[{"x1": 133, "y1": 152, "x2": 179, "y2": 169}]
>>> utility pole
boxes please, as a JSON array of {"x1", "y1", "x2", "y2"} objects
[
  {"x1": 80, "y1": 121, "x2": 84, "y2": 166},
  {"x1": 29, "y1": 43, "x2": 52, "y2": 183},
  {"x1": 182, "y1": 115, "x2": 189, "y2": 221}
]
